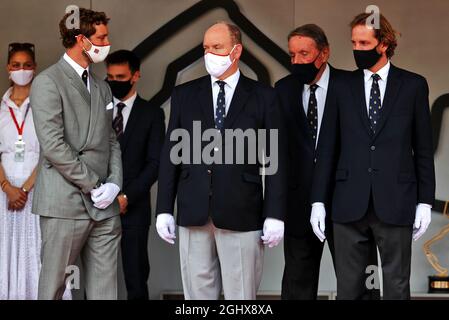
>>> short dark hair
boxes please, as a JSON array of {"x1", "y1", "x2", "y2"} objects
[
  {"x1": 350, "y1": 13, "x2": 399, "y2": 59},
  {"x1": 59, "y1": 8, "x2": 110, "y2": 48},
  {"x1": 288, "y1": 24, "x2": 329, "y2": 50},
  {"x1": 7, "y1": 42, "x2": 35, "y2": 64},
  {"x1": 105, "y1": 50, "x2": 141, "y2": 73}
]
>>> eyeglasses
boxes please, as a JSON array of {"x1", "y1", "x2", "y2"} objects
[{"x1": 8, "y1": 42, "x2": 35, "y2": 53}]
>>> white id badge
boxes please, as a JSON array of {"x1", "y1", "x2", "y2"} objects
[{"x1": 14, "y1": 139, "x2": 25, "y2": 162}]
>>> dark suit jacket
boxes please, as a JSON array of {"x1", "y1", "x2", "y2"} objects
[
  {"x1": 156, "y1": 74, "x2": 287, "y2": 232},
  {"x1": 119, "y1": 95, "x2": 165, "y2": 227},
  {"x1": 275, "y1": 66, "x2": 346, "y2": 237},
  {"x1": 311, "y1": 64, "x2": 435, "y2": 225}
]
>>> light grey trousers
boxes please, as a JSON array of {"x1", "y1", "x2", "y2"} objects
[
  {"x1": 179, "y1": 219, "x2": 264, "y2": 300},
  {"x1": 38, "y1": 215, "x2": 122, "y2": 300}
]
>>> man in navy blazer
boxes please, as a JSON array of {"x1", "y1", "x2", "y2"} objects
[
  {"x1": 106, "y1": 50, "x2": 165, "y2": 300},
  {"x1": 311, "y1": 13, "x2": 435, "y2": 299},
  {"x1": 155, "y1": 22, "x2": 287, "y2": 300}
]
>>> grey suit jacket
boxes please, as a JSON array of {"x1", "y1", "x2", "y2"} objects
[{"x1": 30, "y1": 57, "x2": 122, "y2": 221}]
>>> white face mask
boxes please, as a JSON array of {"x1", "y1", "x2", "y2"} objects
[
  {"x1": 80, "y1": 36, "x2": 110, "y2": 63},
  {"x1": 204, "y1": 45, "x2": 237, "y2": 78},
  {"x1": 10, "y1": 69, "x2": 34, "y2": 86}
]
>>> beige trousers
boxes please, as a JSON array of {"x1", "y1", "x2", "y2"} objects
[{"x1": 179, "y1": 219, "x2": 264, "y2": 300}]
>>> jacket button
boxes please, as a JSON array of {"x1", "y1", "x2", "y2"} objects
[
  {"x1": 314, "y1": 158, "x2": 317, "y2": 163},
  {"x1": 370, "y1": 146, "x2": 376, "y2": 151},
  {"x1": 207, "y1": 169, "x2": 212, "y2": 175},
  {"x1": 368, "y1": 168, "x2": 372, "y2": 173}
]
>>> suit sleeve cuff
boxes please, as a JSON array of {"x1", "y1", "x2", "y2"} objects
[
  {"x1": 418, "y1": 203, "x2": 432, "y2": 209},
  {"x1": 312, "y1": 202, "x2": 325, "y2": 208}
]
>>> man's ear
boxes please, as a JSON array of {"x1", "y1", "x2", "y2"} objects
[
  {"x1": 378, "y1": 41, "x2": 388, "y2": 55},
  {"x1": 77, "y1": 35, "x2": 91, "y2": 50},
  {"x1": 131, "y1": 70, "x2": 141, "y2": 84},
  {"x1": 75, "y1": 35, "x2": 83, "y2": 46},
  {"x1": 321, "y1": 46, "x2": 330, "y2": 63},
  {"x1": 233, "y1": 44, "x2": 243, "y2": 60}
]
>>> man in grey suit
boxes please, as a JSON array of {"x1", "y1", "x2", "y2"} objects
[{"x1": 30, "y1": 8, "x2": 122, "y2": 300}]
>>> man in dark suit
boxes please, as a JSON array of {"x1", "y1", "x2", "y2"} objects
[
  {"x1": 311, "y1": 13, "x2": 435, "y2": 299},
  {"x1": 276, "y1": 24, "x2": 379, "y2": 300},
  {"x1": 105, "y1": 50, "x2": 165, "y2": 300},
  {"x1": 155, "y1": 22, "x2": 287, "y2": 300}
]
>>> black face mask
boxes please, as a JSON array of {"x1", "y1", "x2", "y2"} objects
[
  {"x1": 106, "y1": 79, "x2": 133, "y2": 100},
  {"x1": 290, "y1": 52, "x2": 323, "y2": 84},
  {"x1": 353, "y1": 45, "x2": 382, "y2": 70}
]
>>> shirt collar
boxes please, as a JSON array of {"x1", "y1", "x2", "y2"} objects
[
  {"x1": 113, "y1": 92, "x2": 137, "y2": 109},
  {"x1": 304, "y1": 63, "x2": 330, "y2": 92},
  {"x1": 63, "y1": 53, "x2": 89, "y2": 78},
  {"x1": 364, "y1": 60, "x2": 390, "y2": 82},
  {"x1": 1, "y1": 87, "x2": 30, "y2": 111},
  {"x1": 211, "y1": 69, "x2": 241, "y2": 90}
]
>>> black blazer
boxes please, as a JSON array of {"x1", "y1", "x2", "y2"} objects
[
  {"x1": 275, "y1": 66, "x2": 346, "y2": 237},
  {"x1": 119, "y1": 95, "x2": 165, "y2": 227},
  {"x1": 156, "y1": 74, "x2": 287, "y2": 232},
  {"x1": 311, "y1": 64, "x2": 435, "y2": 225}
]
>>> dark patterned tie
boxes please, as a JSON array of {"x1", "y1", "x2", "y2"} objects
[
  {"x1": 307, "y1": 84, "x2": 319, "y2": 147},
  {"x1": 369, "y1": 74, "x2": 382, "y2": 133},
  {"x1": 113, "y1": 102, "x2": 126, "y2": 138},
  {"x1": 82, "y1": 70, "x2": 88, "y2": 87},
  {"x1": 215, "y1": 80, "x2": 226, "y2": 130}
]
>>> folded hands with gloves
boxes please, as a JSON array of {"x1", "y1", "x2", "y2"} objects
[{"x1": 90, "y1": 183, "x2": 120, "y2": 209}]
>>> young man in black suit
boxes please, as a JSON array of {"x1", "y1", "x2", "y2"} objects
[
  {"x1": 106, "y1": 50, "x2": 165, "y2": 300},
  {"x1": 275, "y1": 24, "x2": 379, "y2": 300},
  {"x1": 311, "y1": 13, "x2": 435, "y2": 299},
  {"x1": 155, "y1": 22, "x2": 287, "y2": 300}
]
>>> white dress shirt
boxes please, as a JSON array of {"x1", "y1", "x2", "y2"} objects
[
  {"x1": 63, "y1": 53, "x2": 90, "y2": 92},
  {"x1": 302, "y1": 63, "x2": 330, "y2": 148},
  {"x1": 363, "y1": 60, "x2": 390, "y2": 114},
  {"x1": 113, "y1": 92, "x2": 137, "y2": 132},
  {"x1": 210, "y1": 69, "x2": 240, "y2": 116}
]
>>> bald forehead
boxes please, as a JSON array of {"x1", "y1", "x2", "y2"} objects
[
  {"x1": 204, "y1": 23, "x2": 232, "y2": 44},
  {"x1": 206, "y1": 23, "x2": 230, "y2": 35}
]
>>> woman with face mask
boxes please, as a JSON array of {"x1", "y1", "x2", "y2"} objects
[{"x1": 0, "y1": 43, "x2": 70, "y2": 300}]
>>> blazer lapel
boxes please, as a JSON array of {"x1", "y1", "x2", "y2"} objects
[
  {"x1": 288, "y1": 79, "x2": 314, "y2": 148},
  {"x1": 223, "y1": 75, "x2": 251, "y2": 130},
  {"x1": 81, "y1": 75, "x2": 100, "y2": 150},
  {"x1": 58, "y1": 58, "x2": 90, "y2": 106},
  {"x1": 198, "y1": 77, "x2": 215, "y2": 130},
  {"x1": 120, "y1": 96, "x2": 141, "y2": 152},
  {"x1": 372, "y1": 65, "x2": 402, "y2": 139},
  {"x1": 350, "y1": 70, "x2": 373, "y2": 137}
]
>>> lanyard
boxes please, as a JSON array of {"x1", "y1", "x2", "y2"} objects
[{"x1": 8, "y1": 103, "x2": 30, "y2": 140}]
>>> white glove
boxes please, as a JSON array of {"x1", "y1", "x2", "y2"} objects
[
  {"x1": 91, "y1": 183, "x2": 120, "y2": 209},
  {"x1": 413, "y1": 204, "x2": 432, "y2": 241},
  {"x1": 261, "y1": 217, "x2": 284, "y2": 248},
  {"x1": 310, "y1": 202, "x2": 326, "y2": 242},
  {"x1": 156, "y1": 213, "x2": 176, "y2": 244}
]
